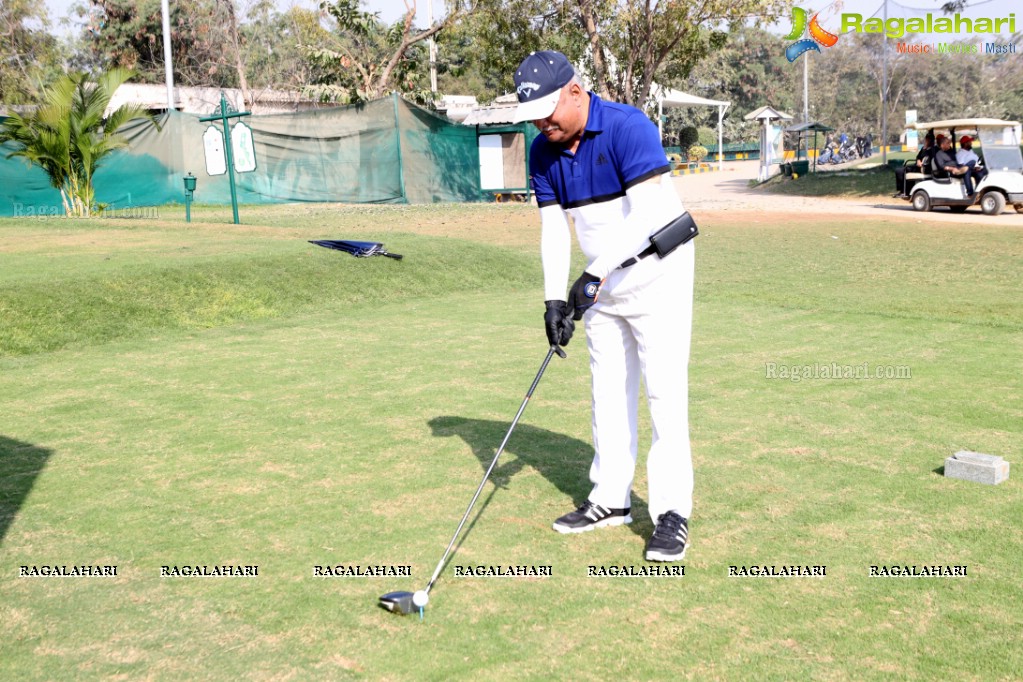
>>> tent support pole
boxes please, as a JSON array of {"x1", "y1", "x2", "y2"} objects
[
  {"x1": 717, "y1": 105, "x2": 726, "y2": 172},
  {"x1": 393, "y1": 93, "x2": 408, "y2": 203},
  {"x1": 658, "y1": 97, "x2": 664, "y2": 142}
]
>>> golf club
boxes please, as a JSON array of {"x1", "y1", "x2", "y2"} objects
[{"x1": 379, "y1": 344, "x2": 566, "y2": 616}]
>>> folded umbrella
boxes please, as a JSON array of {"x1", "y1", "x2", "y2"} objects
[{"x1": 309, "y1": 239, "x2": 403, "y2": 260}]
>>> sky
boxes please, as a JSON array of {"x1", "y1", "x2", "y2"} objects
[
  {"x1": 42, "y1": 0, "x2": 1021, "y2": 39},
  {"x1": 42, "y1": 0, "x2": 447, "y2": 36}
]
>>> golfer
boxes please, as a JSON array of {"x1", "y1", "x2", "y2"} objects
[{"x1": 513, "y1": 51, "x2": 695, "y2": 561}]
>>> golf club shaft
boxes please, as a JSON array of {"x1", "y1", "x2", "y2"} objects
[{"x1": 424, "y1": 344, "x2": 564, "y2": 593}]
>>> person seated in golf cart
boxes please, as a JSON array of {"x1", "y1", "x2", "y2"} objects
[
  {"x1": 956, "y1": 135, "x2": 988, "y2": 191},
  {"x1": 932, "y1": 135, "x2": 975, "y2": 194},
  {"x1": 917, "y1": 133, "x2": 938, "y2": 173},
  {"x1": 896, "y1": 132, "x2": 935, "y2": 196}
]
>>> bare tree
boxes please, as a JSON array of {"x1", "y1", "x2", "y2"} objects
[
  {"x1": 305, "y1": 0, "x2": 475, "y2": 103},
  {"x1": 575, "y1": 0, "x2": 791, "y2": 107}
]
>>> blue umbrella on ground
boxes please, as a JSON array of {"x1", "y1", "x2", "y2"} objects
[{"x1": 309, "y1": 239, "x2": 403, "y2": 260}]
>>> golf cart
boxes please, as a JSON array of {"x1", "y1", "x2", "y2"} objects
[{"x1": 896, "y1": 118, "x2": 1023, "y2": 215}]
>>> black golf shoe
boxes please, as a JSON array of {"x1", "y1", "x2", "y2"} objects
[
  {"x1": 552, "y1": 500, "x2": 631, "y2": 534},
  {"x1": 644, "y1": 511, "x2": 689, "y2": 562}
]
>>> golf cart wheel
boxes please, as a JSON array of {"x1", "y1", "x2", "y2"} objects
[
  {"x1": 1014, "y1": 202, "x2": 1023, "y2": 214},
  {"x1": 911, "y1": 190, "x2": 931, "y2": 212},
  {"x1": 980, "y1": 191, "x2": 1006, "y2": 216}
]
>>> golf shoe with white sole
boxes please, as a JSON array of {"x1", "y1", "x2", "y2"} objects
[
  {"x1": 644, "y1": 511, "x2": 688, "y2": 561},
  {"x1": 553, "y1": 500, "x2": 632, "y2": 534}
]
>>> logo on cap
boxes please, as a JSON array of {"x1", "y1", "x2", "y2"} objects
[{"x1": 517, "y1": 81, "x2": 541, "y2": 99}]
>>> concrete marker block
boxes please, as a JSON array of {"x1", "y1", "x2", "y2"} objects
[{"x1": 944, "y1": 450, "x2": 1009, "y2": 485}]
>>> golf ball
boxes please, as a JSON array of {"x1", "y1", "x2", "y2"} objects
[{"x1": 412, "y1": 590, "x2": 429, "y2": 607}]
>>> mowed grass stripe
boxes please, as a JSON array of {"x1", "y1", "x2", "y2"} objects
[{"x1": 0, "y1": 232, "x2": 540, "y2": 357}]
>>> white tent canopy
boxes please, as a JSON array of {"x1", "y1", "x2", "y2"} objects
[{"x1": 651, "y1": 86, "x2": 731, "y2": 171}]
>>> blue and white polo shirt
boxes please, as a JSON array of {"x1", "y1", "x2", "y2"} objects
[{"x1": 529, "y1": 93, "x2": 681, "y2": 263}]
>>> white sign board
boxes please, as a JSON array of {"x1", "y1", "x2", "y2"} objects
[
  {"x1": 905, "y1": 109, "x2": 918, "y2": 151},
  {"x1": 231, "y1": 121, "x2": 257, "y2": 173},
  {"x1": 478, "y1": 135, "x2": 505, "y2": 190},
  {"x1": 203, "y1": 125, "x2": 227, "y2": 176}
]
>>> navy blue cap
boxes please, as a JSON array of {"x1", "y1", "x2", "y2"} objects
[{"x1": 513, "y1": 51, "x2": 575, "y2": 122}]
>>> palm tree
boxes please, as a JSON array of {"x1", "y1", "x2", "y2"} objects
[{"x1": 0, "y1": 68, "x2": 158, "y2": 217}]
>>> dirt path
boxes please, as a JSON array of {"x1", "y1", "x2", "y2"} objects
[{"x1": 673, "y1": 160, "x2": 1023, "y2": 226}]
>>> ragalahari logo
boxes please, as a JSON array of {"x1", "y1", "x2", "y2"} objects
[{"x1": 785, "y1": 5, "x2": 840, "y2": 62}]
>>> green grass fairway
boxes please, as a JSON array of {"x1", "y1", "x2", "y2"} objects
[
  {"x1": 757, "y1": 166, "x2": 895, "y2": 197},
  {"x1": 2, "y1": 205, "x2": 1022, "y2": 680}
]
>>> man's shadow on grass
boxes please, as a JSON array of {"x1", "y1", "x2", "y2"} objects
[
  {"x1": 0, "y1": 436, "x2": 53, "y2": 546},
  {"x1": 427, "y1": 416, "x2": 650, "y2": 540}
]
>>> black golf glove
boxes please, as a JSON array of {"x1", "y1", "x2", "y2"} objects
[
  {"x1": 544, "y1": 300, "x2": 575, "y2": 347},
  {"x1": 567, "y1": 271, "x2": 603, "y2": 320}
]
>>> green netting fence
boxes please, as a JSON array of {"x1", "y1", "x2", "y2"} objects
[{"x1": 0, "y1": 94, "x2": 484, "y2": 217}]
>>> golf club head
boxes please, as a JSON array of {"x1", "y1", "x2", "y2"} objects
[{"x1": 378, "y1": 591, "x2": 416, "y2": 615}]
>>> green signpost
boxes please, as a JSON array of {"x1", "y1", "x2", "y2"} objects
[{"x1": 200, "y1": 93, "x2": 253, "y2": 224}]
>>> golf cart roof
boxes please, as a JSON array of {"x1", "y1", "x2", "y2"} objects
[
  {"x1": 913, "y1": 118, "x2": 1021, "y2": 130},
  {"x1": 784, "y1": 121, "x2": 834, "y2": 133}
]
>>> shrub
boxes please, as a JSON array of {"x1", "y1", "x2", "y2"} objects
[
  {"x1": 697, "y1": 126, "x2": 717, "y2": 148},
  {"x1": 678, "y1": 126, "x2": 699, "y2": 150}
]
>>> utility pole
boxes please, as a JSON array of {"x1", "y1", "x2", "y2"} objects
[
  {"x1": 161, "y1": 0, "x2": 175, "y2": 111},
  {"x1": 428, "y1": 0, "x2": 437, "y2": 93},
  {"x1": 803, "y1": 52, "x2": 809, "y2": 123},
  {"x1": 882, "y1": 0, "x2": 888, "y2": 165}
]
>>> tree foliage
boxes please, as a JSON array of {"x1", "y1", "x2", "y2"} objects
[
  {"x1": 578, "y1": 0, "x2": 788, "y2": 107},
  {"x1": 660, "y1": 23, "x2": 1023, "y2": 146},
  {"x1": 0, "y1": 68, "x2": 159, "y2": 216},
  {"x1": 663, "y1": 25, "x2": 796, "y2": 144},
  {"x1": 807, "y1": 31, "x2": 1022, "y2": 144},
  {"x1": 0, "y1": 0, "x2": 61, "y2": 104},
  {"x1": 304, "y1": 0, "x2": 473, "y2": 104},
  {"x1": 445, "y1": 0, "x2": 789, "y2": 108},
  {"x1": 12, "y1": 0, "x2": 1021, "y2": 149},
  {"x1": 82, "y1": 0, "x2": 239, "y2": 88},
  {"x1": 436, "y1": 0, "x2": 583, "y2": 102},
  {"x1": 241, "y1": 3, "x2": 338, "y2": 92}
]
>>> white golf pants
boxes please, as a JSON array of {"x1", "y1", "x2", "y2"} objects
[{"x1": 584, "y1": 241, "x2": 695, "y2": 521}]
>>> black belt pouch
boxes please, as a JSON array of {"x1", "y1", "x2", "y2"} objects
[{"x1": 649, "y1": 211, "x2": 698, "y2": 258}]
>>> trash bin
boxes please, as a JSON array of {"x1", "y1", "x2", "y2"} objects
[
  {"x1": 791, "y1": 160, "x2": 810, "y2": 176},
  {"x1": 782, "y1": 162, "x2": 792, "y2": 177}
]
